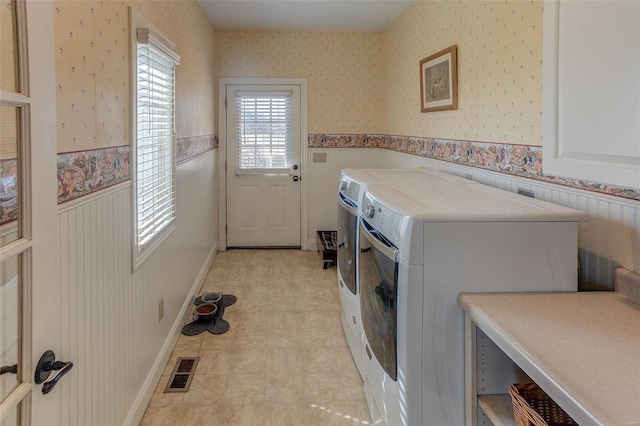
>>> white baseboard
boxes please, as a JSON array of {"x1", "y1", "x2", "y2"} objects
[
  {"x1": 304, "y1": 238, "x2": 317, "y2": 251},
  {"x1": 123, "y1": 241, "x2": 218, "y2": 426}
]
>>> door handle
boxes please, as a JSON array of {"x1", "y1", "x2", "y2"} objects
[
  {"x1": 292, "y1": 176, "x2": 300, "y2": 182},
  {"x1": 35, "y1": 350, "x2": 74, "y2": 394}
]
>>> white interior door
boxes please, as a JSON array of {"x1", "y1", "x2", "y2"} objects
[
  {"x1": 225, "y1": 83, "x2": 302, "y2": 247},
  {"x1": 1, "y1": 1, "x2": 62, "y2": 424}
]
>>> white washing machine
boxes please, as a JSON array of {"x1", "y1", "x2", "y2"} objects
[
  {"x1": 357, "y1": 183, "x2": 587, "y2": 425},
  {"x1": 337, "y1": 168, "x2": 476, "y2": 377}
]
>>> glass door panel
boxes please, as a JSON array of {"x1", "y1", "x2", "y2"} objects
[
  {"x1": 0, "y1": 0, "x2": 18, "y2": 93},
  {"x1": 0, "y1": 105, "x2": 21, "y2": 247},
  {"x1": 0, "y1": 254, "x2": 21, "y2": 404},
  {"x1": 0, "y1": 403, "x2": 19, "y2": 426}
]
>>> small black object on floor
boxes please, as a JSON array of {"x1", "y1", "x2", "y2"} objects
[{"x1": 181, "y1": 294, "x2": 237, "y2": 336}]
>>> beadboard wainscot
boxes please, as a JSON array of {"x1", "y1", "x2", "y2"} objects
[
  {"x1": 56, "y1": 149, "x2": 218, "y2": 425},
  {"x1": 306, "y1": 147, "x2": 385, "y2": 250}
]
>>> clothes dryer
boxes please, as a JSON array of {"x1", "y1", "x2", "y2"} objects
[
  {"x1": 357, "y1": 183, "x2": 587, "y2": 425},
  {"x1": 337, "y1": 168, "x2": 475, "y2": 377}
]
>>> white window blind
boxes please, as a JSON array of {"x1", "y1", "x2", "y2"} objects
[
  {"x1": 236, "y1": 92, "x2": 291, "y2": 170},
  {"x1": 133, "y1": 24, "x2": 179, "y2": 265}
]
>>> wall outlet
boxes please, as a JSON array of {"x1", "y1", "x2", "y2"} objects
[
  {"x1": 313, "y1": 152, "x2": 327, "y2": 163},
  {"x1": 517, "y1": 187, "x2": 535, "y2": 198},
  {"x1": 158, "y1": 297, "x2": 164, "y2": 322}
]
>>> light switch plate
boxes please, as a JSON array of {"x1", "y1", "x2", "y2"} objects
[{"x1": 313, "y1": 152, "x2": 327, "y2": 163}]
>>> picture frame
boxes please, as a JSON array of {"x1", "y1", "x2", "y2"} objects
[{"x1": 420, "y1": 45, "x2": 458, "y2": 112}]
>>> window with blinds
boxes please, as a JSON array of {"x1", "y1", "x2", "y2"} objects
[
  {"x1": 236, "y1": 92, "x2": 291, "y2": 170},
  {"x1": 131, "y1": 16, "x2": 180, "y2": 270}
]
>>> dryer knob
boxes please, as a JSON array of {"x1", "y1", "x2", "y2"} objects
[{"x1": 364, "y1": 205, "x2": 375, "y2": 219}]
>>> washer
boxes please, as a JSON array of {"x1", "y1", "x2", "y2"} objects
[
  {"x1": 337, "y1": 168, "x2": 476, "y2": 377},
  {"x1": 357, "y1": 183, "x2": 587, "y2": 425}
]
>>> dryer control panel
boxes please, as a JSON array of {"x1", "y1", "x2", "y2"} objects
[{"x1": 361, "y1": 192, "x2": 403, "y2": 243}]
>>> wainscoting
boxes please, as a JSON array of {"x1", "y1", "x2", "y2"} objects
[
  {"x1": 54, "y1": 145, "x2": 636, "y2": 424},
  {"x1": 56, "y1": 150, "x2": 217, "y2": 425}
]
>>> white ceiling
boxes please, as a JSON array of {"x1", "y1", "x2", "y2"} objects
[{"x1": 197, "y1": 0, "x2": 417, "y2": 32}]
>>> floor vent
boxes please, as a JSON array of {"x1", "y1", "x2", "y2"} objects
[{"x1": 164, "y1": 357, "x2": 199, "y2": 393}]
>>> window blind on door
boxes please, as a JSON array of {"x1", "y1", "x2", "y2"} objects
[
  {"x1": 236, "y1": 92, "x2": 291, "y2": 170},
  {"x1": 135, "y1": 28, "x2": 179, "y2": 250}
]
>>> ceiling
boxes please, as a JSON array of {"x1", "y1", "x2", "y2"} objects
[{"x1": 197, "y1": 0, "x2": 417, "y2": 32}]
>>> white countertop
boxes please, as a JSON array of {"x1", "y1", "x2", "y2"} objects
[{"x1": 459, "y1": 291, "x2": 640, "y2": 426}]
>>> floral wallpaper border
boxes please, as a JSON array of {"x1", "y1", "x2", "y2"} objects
[
  {"x1": 309, "y1": 134, "x2": 640, "y2": 201},
  {"x1": 54, "y1": 134, "x2": 219, "y2": 205},
  {"x1": 176, "y1": 134, "x2": 218, "y2": 164},
  {"x1": 57, "y1": 146, "x2": 131, "y2": 204},
  {"x1": 40, "y1": 132, "x2": 640, "y2": 207}
]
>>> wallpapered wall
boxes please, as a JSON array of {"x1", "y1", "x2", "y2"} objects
[
  {"x1": 53, "y1": 0, "x2": 216, "y2": 203},
  {"x1": 214, "y1": 31, "x2": 386, "y2": 134},
  {"x1": 54, "y1": 0, "x2": 216, "y2": 153},
  {"x1": 383, "y1": 0, "x2": 543, "y2": 145},
  {"x1": 214, "y1": 1, "x2": 543, "y2": 147}
]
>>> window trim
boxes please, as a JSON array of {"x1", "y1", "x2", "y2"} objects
[{"x1": 129, "y1": 8, "x2": 180, "y2": 271}]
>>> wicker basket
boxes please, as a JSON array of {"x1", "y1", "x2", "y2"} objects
[{"x1": 509, "y1": 383, "x2": 577, "y2": 426}]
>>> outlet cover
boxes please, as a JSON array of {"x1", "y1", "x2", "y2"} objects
[{"x1": 517, "y1": 187, "x2": 535, "y2": 198}]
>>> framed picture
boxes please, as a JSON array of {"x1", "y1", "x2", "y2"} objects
[{"x1": 420, "y1": 45, "x2": 458, "y2": 112}]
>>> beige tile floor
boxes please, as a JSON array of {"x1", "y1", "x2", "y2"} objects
[{"x1": 140, "y1": 249, "x2": 372, "y2": 426}]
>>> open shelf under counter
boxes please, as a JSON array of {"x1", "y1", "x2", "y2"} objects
[
  {"x1": 459, "y1": 275, "x2": 640, "y2": 426},
  {"x1": 477, "y1": 395, "x2": 516, "y2": 426}
]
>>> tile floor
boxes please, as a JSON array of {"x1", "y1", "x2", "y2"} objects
[{"x1": 140, "y1": 249, "x2": 372, "y2": 425}]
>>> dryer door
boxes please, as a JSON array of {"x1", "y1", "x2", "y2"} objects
[{"x1": 358, "y1": 218, "x2": 399, "y2": 381}]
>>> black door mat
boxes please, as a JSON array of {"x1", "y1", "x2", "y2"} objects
[{"x1": 181, "y1": 294, "x2": 237, "y2": 336}]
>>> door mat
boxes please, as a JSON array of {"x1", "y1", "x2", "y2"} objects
[{"x1": 181, "y1": 294, "x2": 237, "y2": 336}]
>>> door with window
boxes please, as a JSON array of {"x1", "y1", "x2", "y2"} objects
[
  {"x1": 1, "y1": 2, "x2": 63, "y2": 424},
  {"x1": 225, "y1": 83, "x2": 302, "y2": 247}
]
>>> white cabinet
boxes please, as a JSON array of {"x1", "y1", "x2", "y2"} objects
[{"x1": 542, "y1": 0, "x2": 640, "y2": 190}]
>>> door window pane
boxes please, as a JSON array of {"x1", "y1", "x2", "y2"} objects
[
  {"x1": 0, "y1": 254, "x2": 21, "y2": 403},
  {"x1": 0, "y1": 401, "x2": 20, "y2": 426},
  {"x1": 0, "y1": 404, "x2": 21, "y2": 426},
  {"x1": 236, "y1": 94, "x2": 291, "y2": 169},
  {"x1": 0, "y1": 105, "x2": 20, "y2": 246},
  {"x1": 0, "y1": 0, "x2": 18, "y2": 92}
]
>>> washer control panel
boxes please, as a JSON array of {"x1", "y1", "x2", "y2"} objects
[
  {"x1": 339, "y1": 177, "x2": 360, "y2": 205},
  {"x1": 361, "y1": 192, "x2": 403, "y2": 242}
]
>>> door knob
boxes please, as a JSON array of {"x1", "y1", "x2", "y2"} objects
[
  {"x1": 292, "y1": 176, "x2": 300, "y2": 182},
  {"x1": 35, "y1": 350, "x2": 73, "y2": 394}
]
